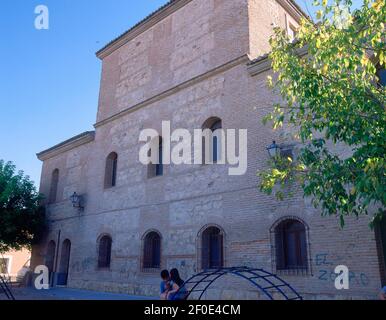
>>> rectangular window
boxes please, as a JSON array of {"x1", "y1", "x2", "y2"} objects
[
  {"x1": 285, "y1": 14, "x2": 298, "y2": 43},
  {"x1": 0, "y1": 258, "x2": 10, "y2": 274},
  {"x1": 288, "y1": 24, "x2": 297, "y2": 42}
]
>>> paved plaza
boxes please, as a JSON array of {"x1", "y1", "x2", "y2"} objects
[{"x1": 1, "y1": 287, "x2": 157, "y2": 300}]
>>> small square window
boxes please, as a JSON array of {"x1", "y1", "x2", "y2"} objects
[
  {"x1": 0, "y1": 258, "x2": 10, "y2": 274},
  {"x1": 288, "y1": 24, "x2": 297, "y2": 42},
  {"x1": 377, "y1": 66, "x2": 386, "y2": 87}
]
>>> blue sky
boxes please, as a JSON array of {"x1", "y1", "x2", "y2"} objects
[{"x1": 0, "y1": 0, "x2": 363, "y2": 187}]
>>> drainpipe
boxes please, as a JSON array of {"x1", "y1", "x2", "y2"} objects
[{"x1": 52, "y1": 230, "x2": 61, "y2": 287}]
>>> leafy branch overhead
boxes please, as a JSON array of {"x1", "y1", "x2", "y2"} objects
[
  {"x1": 0, "y1": 160, "x2": 45, "y2": 253},
  {"x1": 259, "y1": 0, "x2": 385, "y2": 227}
]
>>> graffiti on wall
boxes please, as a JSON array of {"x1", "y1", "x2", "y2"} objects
[{"x1": 315, "y1": 253, "x2": 370, "y2": 287}]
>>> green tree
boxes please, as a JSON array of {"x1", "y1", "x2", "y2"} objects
[
  {"x1": 259, "y1": 0, "x2": 385, "y2": 227},
  {"x1": 0, "y1": 160, "x2": 45, "y2": 252}
]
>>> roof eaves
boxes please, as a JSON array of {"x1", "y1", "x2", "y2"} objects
[
  {"x1": 288, "y1": 0, "x2": 311, "y2": 20},
  {"x1": 37, "y1": 131, "x2": 95, "y2": 161},
  {"x1": 96, "y1": 1, "x2": 308, "y2": 60},
  {"x1": 247, "y1": 44, "x2": 308, "y2": 76},
  {"x1": 247, "y1": 53, "x2": 270, "y2": 66},
  {"x1": 96, "y1": 0, "x2": 191, "y2": 60}
]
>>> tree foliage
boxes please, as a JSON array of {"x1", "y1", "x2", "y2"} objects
[
  {"x1": 0, "y1": 160, "x2": 45, "y2": 252},
  {"x1": 259, "y1": 0, "x2": 385, "y2": 227}
]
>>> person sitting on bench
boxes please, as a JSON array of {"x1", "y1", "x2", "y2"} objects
[
  {"x1": 160, "y1": 269, "x2": 171, "y2": 300},
  {"x1": 167, "y1": 268, "x2": 188, "y2": 301}
]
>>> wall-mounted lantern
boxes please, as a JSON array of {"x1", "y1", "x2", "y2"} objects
[
  {"x1": 266, "y1": 141, "x2": 281, "y2": 159},
  {"x1": 70, "y1": 192, "x2": 84, "y2": 211}
]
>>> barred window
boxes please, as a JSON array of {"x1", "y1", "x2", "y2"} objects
[
  {"x1": 49, "y1": 169, "x2": 59, "y2": 203},
  {"x1": 275, "y1": 219, "x2": 308, "y2": 271},
  {"x1": 143, "y1": 232, "x2": 161, "y2": 270},
  {"x1": 201, "y1": 226, "x2": 224, "y2": 270},
  {"x1": 98, "y1": 235, "x2": 112, "y2": 269},
  {"x1": 104, "y1": 152, "x2": 118, "y2": 188}
]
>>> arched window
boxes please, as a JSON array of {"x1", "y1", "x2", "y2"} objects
[
  {"x1": 202, "y1": 117, "x2": 223, "y2": 164},
  {"x1": 104, "y1": 152, "x2": 118, "y2": 188},
  {"x1": 98, "y1": 235, "x2": 112, "y2": 269},
  {"x1": 201, "y1": 226, "x2": 224, "y2": 270},
  {"x1": 148, "y1": 137, "x2": 163, "y2": 178},
  {"x1": 143, "y1": 231, "x2": 161, "y2": 270},
  {"x1": 57, "y1": 239, "x2": 71, "y2": 286},
  {"x1": 49, "y1": 169, "x2": 59, "y2": 204},
  {"x1": 274, "y1": 219, "x2": 308, "y2": 271}
]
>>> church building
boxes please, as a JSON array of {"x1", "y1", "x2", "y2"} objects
[{"x1": 31, "y1": 0, "x2": 386, "y2": 299}]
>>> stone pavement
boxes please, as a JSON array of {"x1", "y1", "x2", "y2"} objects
[{"x1": 1, "y1": 287, "x2": 158, "y2": 300}]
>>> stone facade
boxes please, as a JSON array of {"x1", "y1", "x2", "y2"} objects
[{"x1": 31, "y1": 0, "x2": 385, "y2": 299}]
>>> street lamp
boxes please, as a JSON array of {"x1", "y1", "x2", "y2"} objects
[
  {"x1": 70, "y1": 192, "x2": 84, "y2": 210},
  {"x1": 266, "y1": 141, "x2": 281, "y2": 159}
]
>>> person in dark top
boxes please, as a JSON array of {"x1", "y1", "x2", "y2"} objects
[{"x1": 167, "y1": 268, "x2": 188, "y2": 301}]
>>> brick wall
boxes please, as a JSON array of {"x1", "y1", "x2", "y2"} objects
[{"x1": 31, "y1": 0, "x2": 384, "y2": 299}]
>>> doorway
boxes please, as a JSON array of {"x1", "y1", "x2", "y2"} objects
[
  {"x1": 57, "y1": 239, "x2": 71, "y2": 286},
  {"x1": 45, "y1": 240, "x2": 56, "y2": 287},
  {"x1": 376, "y1": 216, "x2": 386, "y2": 284}
]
